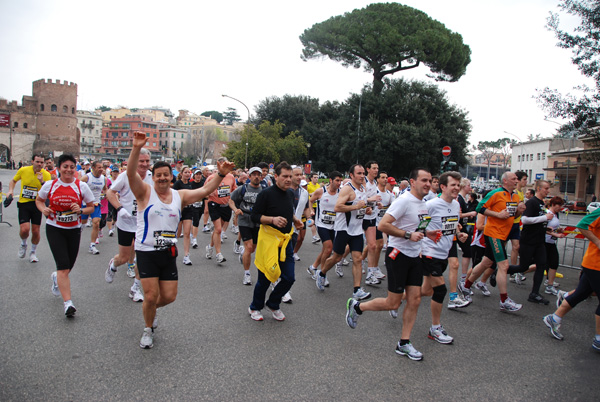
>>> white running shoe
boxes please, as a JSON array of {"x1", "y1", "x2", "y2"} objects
[
  {"x1": 243, "y1": 272, "x2": 252, "y2": 285},
  {"x1": 352, "y1": 288, "x2": 371, "y2": 301},
  {"x1": 361, "y1": 260, "x2": 367, "y2": 274},
  {"x1": 324, "y1": 277, "x2": 330, "y2": 287},
  {"x1": 152, "y1": 314, "x2": 158, "y2": 330},
  {"x1": 183, "y1": 255, "x2": 192, "y2": 265},
  {"x1": 248, "y1": 307, "x2": 263, "y2": 321},
  {"x1": 108, "y1": 229, "x2": 114, "y2": 237},
  {"x1": 129, "y1": 285, "x2": 144, "y2": 302},
  {"x1": 428, "y1": 326, "x2": 454, "y2": 344},
  {"x1": 233, "y1": 242, "x2": 242, "y2": 254},
  {"x1": 307, "y1": 265, "x2": 317, "y2": 279},
  {"x1": 89, "y1": 244, "x2": 100, "y2": 255},
  {"x1": 205, "y1": 245, "x2": 213, "y2": 259},
  {"x1": 221, "y1": 232, "x2": 228, "y2": 241},
  {"x1": 500, "y1": 297, "x2": 522, "y2": 312},
  {"x1": 231, "y1": 225, "x2": 239, "y2": 234},
  {"x1": 341, "y1": 258, "x2": 349, "y2": 266},
  {"x1": 266, "y1": 306, "x2": 285, "y2": 321},
  {"x1": 86, "y1": 220, "x2": 92, "y2": 227},
  {"x1": 311, "y1": 236, "x2": 321, "y2": 244},
  {"x1": 293, "y1": 253, "x2": 300, "y2": 261},
  {"x1": 373, "y1": 267, "x2": 386, "y2": 279},
  {"x1": 282, "y1": 292, "x2": 292, "y2": 303},
  {"x1": 126, "y1": 264, "x2": 135, "y2": 278},
  {"x1": 64, "y1": 301, "x2": 76, "y2": 317},
  {"x1": 202, "y1": 225, "x2": 211, "y2": 233},
  {"x1": 239, "y1": 245, "x2": 245, "y2": 256},
  {"x1": 105, "y1": 259, "x2": 117, "y2": 283},
  {"x1": 99, "y1": 229, "x2": 103, "y2": 238},
  {"x1": 18, "y1": 244, "x2": 27, "y2": 258},
  {"x1": 191, "y1": 238, "x2": 198, "y2": 249},
  {"x1": 447, "y1": 296, "x2": 470, "y2": 309},
  {"x1": 365, "y1": 273, "x2": 381, "y2": 285},
  {"x1": 315, "y1": 270, "x2": 326, "y2": 291},
  {"x1": 51, "y1": 272, "x2": 60, "y2": 297},
  {"x1": 389, "y1": 309, "x2": 398, "y2": 319},
  {"x1": 335, "y1": 264, "x2": 344, "y2": 277},
  {"x1": 140, "y1": 328, "x2": 154, "y2": 349},
  {"x1": 29, "y1": 251, "x2": 39, "y2": 263},
  {"x1": 216, "y1": 253, "x2": 226, "y2": 264},
  {"x1": 474, "y1": 281, "x2": 491, "y2": 296}
]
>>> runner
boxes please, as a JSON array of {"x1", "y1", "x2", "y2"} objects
[
  {"x1": 44, "y1": 157, "x2": 58, "y2": 180},
  {"x1": 104, "y1": 148, "x2": 153, "y2": 303},
  {"x1": 362, "y1": 161, "x2": 386, "y2": 286},
  {"x1": 106, "y1": 168, "x2": 120, "y2": 237},
  {"x1": 291, "y1": 168, "x2": 310, "y2": 262},
  {"x1": 229, "y1": 167, "x2": 266, "y2": 285},
  {"x1": 458, "y1": 172, "x2": 525, "y2": 312},
  {"x1": 423, "y1": 176, "x2": 439, "y2": 201},
  {"x1": 172, "y1": 167, "x2": 194, "y2": 265},
  {"x1": 127, "y1": 131, "x2": 234, "y2": 348},
  {"x1": 248, "y1": 161, "x2": 303, "y2": 322},
  {"x1": 6, "y1": 153, "x2": 51, "y2": 262},
  {"x1": 509, "y1": 171, "x2": 528, "y2": 283},
  {"x1": 35, "y1": 154, "x2": 95, "y2": 317},
  {"x1": 190, "y1": 170, "x2": 205, "y2": 249},
  {"x1": 307, "y1": 172, "x2": 322, "y2": 244},
  {"x1": 81, "y1": 161, "x2": 107, "y2": 254},
  {"x1": 345, "y1": 167, "x2": 441, "y2": 361},
  {"x1": 316, "y1": 164, "x2": 372, "y2": 301},
  {"x1": 544, "y1": 196, "x2": 566, "y2": 295},
  {"x1": 205, "y1": 157, "x2": 237, "y2": 264},
  {"x1": 455, "y1": 178, "x2": 477, "y2": 291}
]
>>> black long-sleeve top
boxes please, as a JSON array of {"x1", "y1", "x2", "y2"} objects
[{"x1": 251, "y1": 184, "x2": 295, "y2": 233}]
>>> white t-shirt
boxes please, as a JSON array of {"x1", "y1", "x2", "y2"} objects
[
  {"x1": 111, "y1": 170, "x2": 153, "y2": 233},
  {"x1": 421, "y1": 197, "x2": 460, "y2": 259},
  {"x1": 364, "y1": 177, "x2": 378, "y2": 220},
  {"x1": 376, "y1": 188, "x2": 394, "y2": 225},
  {"x1": 423, "y1": 190, "x2": 438, "y2": 202},
  {"x1": 385, "y1": 192, "x2": 430, "y2": 258}
]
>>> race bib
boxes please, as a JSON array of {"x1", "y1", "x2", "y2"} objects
[
  {"x1": 55, "y1": 210, "x2": 78, "y2": 223},
  {"x1": 321, "y1": 211, "x2": 336, "y2": 225},
  {"x1": 416, "y1": 214, "x2": 431, "y2": 233},
  {"x1": 217, "y1": 185, "x2": 231, "y2": 198},
  {"x1": 441, "y1": 216, "x2": 459, "y2": 236},
  {"x1": 378, "y1": 206, "x2": 388, "y2": 218},
  {"x1": 132, "y1": 199, "x2": 138, "y2": 216},
  {"x1": 193, "y1": 201, "x2": 203, "y2": 208},
  {"x1": 154, "y1": 230, "x2": 177, "y2": 250},
  {"x1": 22, "y1": 186, "x2": 38, "y2": 200},
  {"x1": 506, "y1": 202, "x2": 518, "y2": 217},
  {"x1": 356, "y1": 207, "x2": 366, "y2": 220}
]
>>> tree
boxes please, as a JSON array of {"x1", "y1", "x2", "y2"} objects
[
  {"x1": 97, "y1": 105, "x2": 111, "y2": 112},
  {"x1": 300, "y1": 3, "x2": 471, "y2": 95},
  {"x1": 498, "y1": 138, "x2": 515, "y2": 170},
  {"x1": 182, "y1": 126, "x2": 226, "y2": 163},
  {"x1": 201, "y1": 110, "x2": 224, "y2": 123},
  {"x1": 253, "y1": 95, "x2": 322, "y2": 137},
  {"x1": 223, "y1": 107, "x2": 241, "y2": 125},
  {"x1": 476, "y1": 139, "x2": 510, "y2": 180}
]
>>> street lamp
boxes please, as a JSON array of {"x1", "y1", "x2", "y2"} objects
[
  {"x1": 245, "y1": 141, "x2": 248, "y2": 170},
  {"x1": 503, "y1": 131, "x2": 523, "y2": 171},
  {"x1": 222, "y1": 94, "x2": 251, "y2": 169}
]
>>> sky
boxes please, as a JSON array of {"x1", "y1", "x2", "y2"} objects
[{"x1": 0, "y1": 0, "x2": 592, "y2": 147}]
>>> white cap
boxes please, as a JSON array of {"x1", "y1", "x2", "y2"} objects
[
  {"x1": 300, "y1": 180, "x2": 307, "y2": 186},
  {"x1": 248, "y1": 167, "x2": 262, "y2": 175}
]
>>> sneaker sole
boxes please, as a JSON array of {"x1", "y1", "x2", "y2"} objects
[
  {"x1": 65, "y1": 306, "x2": 76, "y2": 317},
  {"x1": 139, "y1": 342, "x2": 154, "y2": 349},
  {"x1": 428, "y1": 334, "x2": 453, "y2": 344},
  {"x1": 265, "y1": 308, "x2": 285, "y2": 321},
  {"x1": 248, "y1": 308, "x2": 263, "y2": 321},
  {"x1": 543, "y1": 316, "x2": 564, "y2": 340},
  {"x1": 528, "y1": 298, "x2": 549, "y2": 305},
  {"x1": 395, "y1": 348, "x2": 423, "y2": 361}
]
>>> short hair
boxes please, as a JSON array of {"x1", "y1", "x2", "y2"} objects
[
  {"x1": 439, "y1": 171, "x2": 462, "y2": 188},
  {"x1": 515, "y1": 171, "x2": 528, "y2": 180},
  {"x1": 501, "y1": 172, "x2": 512, "y2": 182},
  {"x1": 257, "y1": 162, "x2": 269, "y2": 170},
  {"x1": 535, "y1": 179, "x2": 550, "y2": 191},
  {"x1": 44, "y1": 156, "x2": 53, "y2": 162},
  {"x1": 217, "y1": 157, "x2": 228, "y2": 163},
  {"x1": 432, "y1": 176, "x2": 439, "y2": 181},
  {"x1": 274, "y1": 161, "x2": 292, "y2": 175},
  {"x1": 91, "y1": 160, "x2": 102, "y2": 169},
  {"x1": 309, "y1": 172, "x2": 318, "y2": 179},
  {"x1": 139, "y1": 148, "x2": 151, "y2": 157},
  {"x1": 409, "y1": 167, "x2": 430, "y2": 182},
  {"x1": 526, "y1": 189, "x2": 535, "y2": 196},
  {"x1": 460, "y1": 178, "x2": 471, "y2": 189},
  {"x1": 32, "y1": 153, "x2": 44, "y2": 161},
  {"x1": 57, "y1": 154, "x2": 76, "y2": 168},
  {"x1": 152, "y1": 161, "x2": 172, "y2": 175},
  {"x1": 376, "y1": 171, "x2": 388, "y2": 179},
  {"x1": 365, "y1": 161, "x2": 378, "y2": 170},
  {"x1": 549, "y1": 196, "x2": 564, "y2": 206},
  {"x1": 348, "y1": 164, "x2": 363, "y2": 176},
  {"x1": 329, "y1": 170, "x2": 343, "y2": 180}
]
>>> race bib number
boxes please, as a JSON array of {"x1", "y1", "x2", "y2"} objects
[
  {"x1": 132, "y1": 200, "x2": 138, "y2": 216},
  {"x1": 441, "y1": 216, "x2": 459, "y2": 236},
  {"x1": 154, "y1": 230, "x2": 177, "y2": 250},
  {"x1": 193, "y1": 201, "x2": 203, "y2": 208},
  {"x1": 416, "y1": 214, "x2": 431, "y2": 233},
  {"x1": 356, "y1": 207, "x2": 366, "y2": 220},
  {"x1": 217, "y1": 185, "x2": 231, "y2": 198},
  {"x1": 378, "y1": 206, "x2": 388, "y2": 218},
  {"x1": 321, "y1": 211, "x2": 336, "y2": 225},
  {"x1": 506, "y1": 202, "x2": 517, "y2": 217},
  {"x1": 22, "y1": 186, "x2": 38, "y2": 200},
  {"x1": 55, "y1": 211, "x2": 78, "y2": 223}
]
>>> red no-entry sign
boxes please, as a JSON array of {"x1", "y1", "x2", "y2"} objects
[{"x1": 442, "y1": 146, "x2": 451, "y2": 156}]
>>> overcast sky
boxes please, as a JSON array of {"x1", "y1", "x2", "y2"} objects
[{"x1": 0, "y1": 0, "x2": 591, "y2": 147}]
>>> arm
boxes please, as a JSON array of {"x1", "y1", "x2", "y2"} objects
[
  {"x1": 7, "y1": 179, "x2": 16, "y2": 196},
  {"x1": 309, "y1": 187, "x2": 324, "y2": 204},
  {"x1": 106, "y1": 189, "x2": 121, "y2": 209},
  {"x1": 179, "y1": 162, "x2": 235, "y2": 208},
  {"x1": 580, "y1": 228, "x2": 600, "y2": 250},
  {"x1": 127, "y1": 131, "x2": 151, "y2": 203},
  {"x1": 378, "y1": 213, "x2": 424, "y2": 242},
  {"x1": 334, "y1": 186, "x2": 364, "y2": 213},
  {"x1": 476, "y1": 213, "x2": 486, "y2": 231}
]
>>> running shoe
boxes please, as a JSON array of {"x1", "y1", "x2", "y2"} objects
[
  {"x1": 202, "y1": 225, "x2": 211, "y2": 233},
  {"x1": 556, "y1": 290, "x2": 568, "y2": 309},
  {"x1": 205, "y1": 245, "x2": 213, "y2": 259},
  {"x1": 474, "y1": 281, "x2": 491, "y2": 296},
  {"x1": 86, "y1": 220, "x2": 92, "y2": 227},
  {"x1": 282, "y1": 292, "x2": 292, "y2": 303},
  {"x1": 64, "y1": 301, "x2": 76, "y2": 318},
  {"x1": 266, "y1": 306, "x2": 285, "y2": 321},
  {"x1": 29, "y1": 252, "x2": 39, "y2": 263},
  {"x1": 129, "y1": 285, "x2": 144, "y2": 302},
  {"x1": 459, "y1": 280, "x2": 474, "y2": 295},
  {"x1": 361, "y1": 260, "x2": 367, "y2": 274},
  {"x1": 243, "y1": 272, "x2": 252, "y2": 285},
  {"x1": 428, "y1": 326, "x2": 454, "y2": 344},
  {"x1": 127, "y1": 263, "x2": 135, "y2": 278},
  {"x1": 545, "y1": 285, "x2": 559, "y2": 296},
  {"x1": 248, "y1": 307, "x2": 263, "y2": 321},
  {"x1": 183, "y1": 255, "x2": 192, "y2": 265},
  {"x1": 216, "y1": 253, "x2": 226, "y2": 264},
  {"x1": 18, "y1": 243, "x2": 27, "y2": 258},
  {"x1": 311, "y1": 236, "x2": 321, "y2": 244},
  {"x1": 543, "y1": 314, "x2": 564, "y2": 340},
  {"x1": 108, "y1": 229, "x2": 114, "y2": 237},
  {"x1": 105, "y1": 259, "x2": 117, "y2": 283},
  {"x1": 544, "y1": 279, "x2": 560, "y2": 287},
  {"x1": 518, "y1": 273, "x2": 527, "y2": 282},
  {"x1": 352, "y1": 288, "x2": 371, "y2": 301},
  {"x1": 89, "y1": 244, "x2": 100, "y2": 255},
  {"x1": 528, "y1": 292, "x2": 549, "y2": 305},
  {"x1": 307, "y1": 265, "x2": 317, "y2": 279},
  {"x1": 99, "y1": 229, "x2": 103, "y2": 238},
  {"x1": 233, "y1": 242, "x2": 242, "y2": 254},
  {"x1": 191, "y1": 238, "x2": 198, "y2": 249},
  {"x1": 315, "y1": 270, "x2": 326, "y2": 291},
  {"x1": 95, "y1": 238, "x2": 100, "y2": 245},
  {"x1": 335, "y1": 264, "x2": 344, "y2": 277},
  {"x1": 593, "y1": 338, "x2": 600, "y2": 351},
  {"x1": 341, "y1": 258, "x2": 349, "y2": 266},
  {"x1": 51, "y1": 272, "x2": 60, "y2": 297},
  {"x1": 238, "y1": 253, "x2": 243, "y2": 265},
  {"x1": 239, "y1": 245, "x2": 245, "y2": 256},
  {"x1": 489, "y1": 272, "x2": 497, "y2": 287},
  {"x1": 447, "y1": 296, "x2": 470, "y2": 309},
  {"x1": 324, "y1": 277, "x2": 330, "y2": 287},
  {"x1": 293, "y1": 253, "x2": 300, "y2": 261},
  {"x1": 221, "y1": 232, "x2": 228, "y2": 240},
  {"x1": 345, "y1": 298, "x2": 359, "y2": 329},
  {"x1": 395, "y1": 342, "x2": 423, "y2": 361},
  {"x1": 140, "y1": 328, "x2": 154, "y2": 349},
  {"x1": 152, "y1": 314, "x2": 158, "y2": 329},
  {"x1": 500, "y1": 297, "x2": 522, "y2": 312},
  {"x1": 365, "y1": 273, "x2": 381, "y2": 285},
  {"x1": 457, "y1": 281, "x2": 472, "y2": 303},
  {"x1": 389, "y1": 309, "x2": 398, "y2": 319},
  {"x1": 231, "y1": 225, "x2": 239, "y2": 234},
  {"x1": 373, "y1": 267, "x2": 386, "y2": 279}
]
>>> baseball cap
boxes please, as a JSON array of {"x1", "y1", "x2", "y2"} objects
[
  {"x1": 387, "y1": 177, "x2": 397, "y2": 185},
  {"x1": 300, "y1": 180, "x2": 308, "y2": 186},
  {"x1": 176, "y1": 159, "x2": 184, "y2": 164},
  {"x1": 248, "y1": 167, "x2": 262, "y2": 175}
]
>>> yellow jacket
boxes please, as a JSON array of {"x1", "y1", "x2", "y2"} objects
[{"x1": 254, "y1": 224, "x2": 294, "y2": 283}]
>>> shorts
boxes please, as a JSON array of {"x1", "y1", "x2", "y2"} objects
[
  {"x1": 136, "y1": 249, "x2": 178, "y2": 280},
  {"x1": 507, "y1": 222, "x2": 521, "y2": 240},
  {"x1": 208, "y1": 201, "x2": 232, "y2": 222},
  {"x1": 17, "y1": 201, "x2": 42, "y2": 225},
  {"x1": 118, "y1": 228, "x2": 136, "y2": 247},
  {"x1": 545, "y1": 242, "x2": 559, "y2": 271},
  {"x1": 484, "y1": 236, "x2": 508, "y2": 263},
  {"x1": 362, "y1": 218, "x2": 376, "y2": 231},
  {"x1": 317, "y1": 226, "x2": 335, "y2": 243},
  {"x1": 449, "y1": 239, "x2": 472, "y2": 258},
  {"x1": 385, "y1": 248, "x2": 423, "y2": 294},
  {"x1": 192, "y1": 206, "x2": 203, "y2": 227},
  {"x1": 181, "y1": 206, "x2": 194, "y2": 221},
  {"x1": 81, "y1": 205, "x2": 101, "y2": 220},
  {"x1": 333, "y1": 230, "x2": 363, "y2": 255},
  {"x1": 376, "y1": 228, "x2": 383, "y2": 240},
  {"x1": 421, "y1": 255, "x2": 448, "y2": 277},
  {"x1": 239, "y1": 225, "x2": 259, "y2": 243}
]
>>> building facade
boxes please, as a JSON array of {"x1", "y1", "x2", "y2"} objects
[
  {"x1": 100, "y1": 116, "x2": 161, "y2": 161},
  {"x1": 78, "y1": 110, "x2": 103, "y2": 158}
]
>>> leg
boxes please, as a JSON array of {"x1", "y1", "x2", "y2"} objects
[
  {"x1": 141, "y1": 277, "x2": 159, "y2": 327},
  {"x1": 30, "y1": 224, "x2": 41, "y2": 245},
  {"x1": 91, "y1": 217, "x2": 100, "y2": 243},
  {"x1": 212, "y1": 218, "x2": 222, "y2": 253},
  {"x1": 510, "y1": 238, "x2": 520, "y2": 266},
  {"x1": 242, "y1": 240, "x2": 255, "y2": 272},
  {"x1": 401, "y1": 286, "x2": 422, "y2": 340},
  {"x1": 351, "y1": 250, "x2": 363, "y2": 288},
  {"x1": 448, "y1": 257, "x2": 459, "y2": 293},
  {"x1": 19, "y1": 222, "x2": 31, "y2": 241},
  {"x1": 182, "y1": 219, "x2": 192, "y2": 256}
]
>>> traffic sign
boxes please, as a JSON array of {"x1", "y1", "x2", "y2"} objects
[
  {"x1": 269, "y1": 163, "x2": 274, "y2": 169},
  {"x1": 442, "y1": 146, "x2": 451, "y2": 157}
]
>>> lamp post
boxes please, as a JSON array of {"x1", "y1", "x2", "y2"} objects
[
  {"x1": 222, "y1": 94, "x2": 251, "y2": 169},
  {"x1": 245, "y1": 140, "x2": 248, "y2": 170}
]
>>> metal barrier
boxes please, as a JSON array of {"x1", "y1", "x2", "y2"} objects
[{"x1": 556, "y1": 232, "x2": 587, "y2": 270}]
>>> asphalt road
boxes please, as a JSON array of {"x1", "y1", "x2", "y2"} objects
[{"x1": 0, "y1": 169, "x2": 598, "y2": 401}]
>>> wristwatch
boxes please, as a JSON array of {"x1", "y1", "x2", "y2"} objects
[{"x1": 404, "y1": 231, "x2": 412, "y2": 240}]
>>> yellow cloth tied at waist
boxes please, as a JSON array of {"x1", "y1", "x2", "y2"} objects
[{"x1": 254, "y1": 224, "x2": 294, "y2": 283}]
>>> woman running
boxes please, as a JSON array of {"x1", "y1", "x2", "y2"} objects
[{"x1": 173, "y1": 167, "x2": 194, "y2": 265}]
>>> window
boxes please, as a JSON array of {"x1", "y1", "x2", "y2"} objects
[
  {"x1": 537, "y1": 153, "x2": 540, "y2": 160},
  {"x1": 153, "y1": 134, "x2": 157, "y2": 138},
  {"x1": 114, "y1": 123, "x2": 119, "y2": 128},
  {"x1": 51, "y1": 104, "x2": 57, "y2": 112},
  {"x1": 138, "y1": 124, "x2": 141, "y2": 128},
  {"x1": 72, "y1": 108, "x2": 75, "y2": 114},
  {"x1": 173, "y1": 141, "x2": 176, "y2": 149},
  {"x1": 62, "y1": 106, "x2": 68, "y2": 113},
  {"x1": 121, "y1": 141, "x2": 129, "y2": 146},
  {"x1": 23, "y1": 123, "x2": 28, "y2": 128},
  {"x1": 173, "y1": 133, "x2": 176, "y2": 138},
  {"x1": 146, "y1": 133, "x2": 150, "y2": 137},
  {"x1": 122, "y1": 124, "x2": 130, "y2": 129},
  {"x1": 518, "y1": 156, "x2": 521, "y2": 162},
  {"x1": 13, "y1": 122, "x2": 18, "y2": 128},
  {"x1": 146, "y1": 142, "x2": 149, "y2": 146},
  {"x1": 153, "y1": 142, "x2": 156, "y2": 147},
  {"x1": 530, "y1": 154, "x2": 533, "y2": 161},
  {"x1": 542, "y1": 152, "x2": 546, "y2": 160},
  {"x1": 526, "y1": 155, "x2": 529, "y2": 161},
  {"x1": 181, "y1": 133, "x2": 184, "y2": 139},
  {"x1": 40, "y1": 104, "x2": 45, "y2": 111},
  {"x1": 112, "y1": 132, "x2": 118, "y2": 138}
]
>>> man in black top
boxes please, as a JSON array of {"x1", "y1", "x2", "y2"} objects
[
  {"x1": 248, "y1": 162, "x2": 303, "y2": 321},
  {"x1": 509, "y1": 180, "x2": 553, "y2": 305}
]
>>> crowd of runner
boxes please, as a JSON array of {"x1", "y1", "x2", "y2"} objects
[{"x1": 4, "y1": 141, "x2": 600, "y2": 356}]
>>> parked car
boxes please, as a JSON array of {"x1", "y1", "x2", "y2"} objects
[
  {"x1": 562, "y1": 201, "x2": 587, "y2": 212},
  {"x1": 587, "y1": 202, "x2": 600, "y2": 214}
]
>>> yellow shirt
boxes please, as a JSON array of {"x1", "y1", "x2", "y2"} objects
[
  {"x1": 513, "y1": 189, "x2": 524, "y2": 224},
  {"x1": 12, "y1": 166, "x2": 51, "y2": 203},
  {"x1": 307, "y1": 182, "x2": 321, "y2": 209}
]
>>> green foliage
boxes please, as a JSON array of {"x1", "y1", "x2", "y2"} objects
[
  {"x1": 201, "y1": 110, "x2": 224, "y2": 123},
  {"x1": 300, "y1": 2, "x2": 471, "y2": 95},
  {"x1": 223, "y1": 107, "x2": 241, "y2": 125},
  {"x1": 97, "y1": 105, "x2": 111, "y2": 112}
]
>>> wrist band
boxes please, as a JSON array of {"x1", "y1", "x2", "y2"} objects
[{"x1": 218, "y1": 172, "x2": 226, "y2": 178}]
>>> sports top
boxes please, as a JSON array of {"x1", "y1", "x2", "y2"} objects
[
  {"x1": 421, "y1": 197, "x2": 460, "y2": 259},
  {"x1": 85, "y1": 172, "x2": 106, "y2": 204},
  {"x1": 111, "y1": 171, "x2": 153, "y2": 233},
  {"x1": 316, "y1": 186, "x2": 339, "y2": 230},
  {"x1": 364, "y1": 177, "x2": 378, "y2": 220},
  {"x1": 38, "y1": 179, "x2": 94, "y2": 229},
  {"x1": 384, "y1": 192, "x2": 431, "y2": 258},
  {"x1": 476, "y1": 187, "x2": 519, "y2": 240},
  {"x1": 206, "y1": 173, "x2": 237, "y2": 205},
  {"x1": 334, "y1": 183, "x2": 367, "y2": 236},
  {"x1": 376, "y1": 188, "x2": 394, "y2": 225},
  {"x1": 135, "y1": 187, "x2": 181, "y2": 252},
  {"x1": 577, "y1": 208, "x2": 600, "y2": 271},
  {"x1": 12, "y1": 166, "x2": 51, "y2": 203}
]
